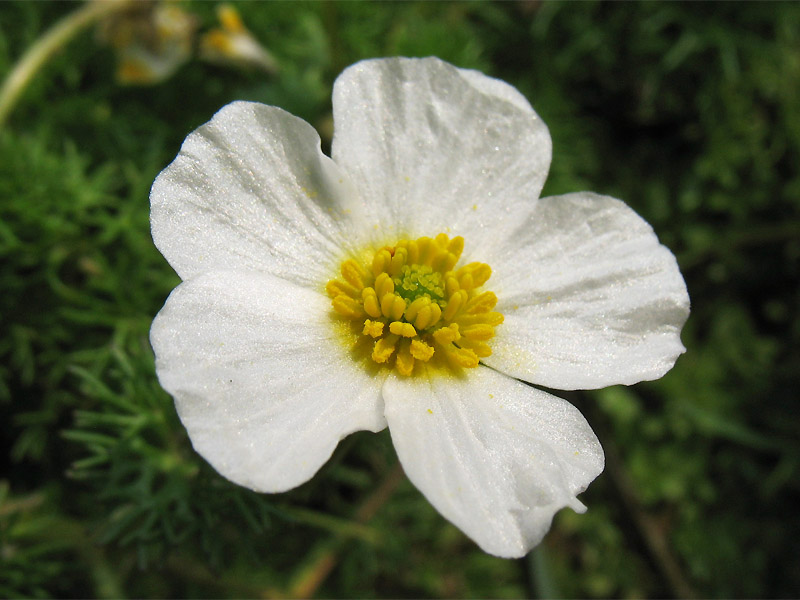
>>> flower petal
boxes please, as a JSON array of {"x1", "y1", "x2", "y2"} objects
[
  {"x1": 331, "y1": 57, "x2": 551, "y2": 243},
  {"x1": 150, "y1": 270, "x2": 386, "y2": 492},
  {"x1": 383, "y1": 367, "x2": 603, "y2": 558},
  {"x1": 484, "y1": 192, "x2": 690, "y2": 390},
  {"x1": 150, "y1": 101, "x2": 366, "y2": 286}
]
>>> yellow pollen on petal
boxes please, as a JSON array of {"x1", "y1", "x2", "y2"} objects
[{"x1": 326, "y1": 233, "x2": 503, "y2": 376}]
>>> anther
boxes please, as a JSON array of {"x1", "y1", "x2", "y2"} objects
[
  {"x1": 327, "y1": 280, "x2": 358, "y2": 299},
  {"x1": 455, "y1": 311, "x2": 505, "y2": 327},
  {"x1": 416, "y1": 237, "x2": 434, "y2": 265},
  {"x1": 372, "y1": 249, "x2": 392, "y2": 277},
  {"x1": 332, "y1": 295, "x2": 363, "y2": 319},
  {"x1": 461, "y1": 324, "x2": 495, "y2": 341},
  {"x1": 372, "y1": 334, "x2": 399, "y2": 363},
  {"x1": 362, "y1": 288, "x2": 382, "y2": 318},
  {"x1": 363, "y1": 320, "x2": 384, "y2": 338},
  {"x1": 389, "y1": 246, "x2": 408, "y2": 276},
  {"x1": 404, "y1": 296, "x2": 430, "y2": 322},
  {"x1": 457, "y1": 262, "x2": 491, "y2": 288},
  {"x1": 443, "y1": 289, "x2": 468, "y2": 322},
  {"x1": 465, "y1": 291, "x2": 498, "y2": 314},
  {"x1": 410, "y1": 339, "x2": 435, "y2": 361},
  {"x1": 444, "y1": 344, "x2": 479, "y2": 369},
  {"x1": 406, "y1": 240, "x2": 420, "y2": 265},
  {"x1": 447, "y1": 236, "x2": 465, "y2": 259},
  {"x1": 380, "y1": 293, "x2": 406, "y2": 321},
  {"x1": 413, "y1": 305, "x2": 433, "y2": 331},
  {"x1": 389, "y1": 321, "x2": 417, "y2": 338},
  {"x1": 433, "y1": 323, "x2": 461, "y2": 345},
  {"x1": 395, "y1": 340, "x2": 415, "y2": 376},
  {"x1": 341, "y1": 260, "x2": 367, "y2": 290},
  {"x1": 445, "y1": 275, "x2": 460, "y2": 297},
  {"x1": 374, "y1": 272, "x2": 394, "y2": 298},
  {"x1": 459, "y1": 339, "x2": 492, "y2": 357}
]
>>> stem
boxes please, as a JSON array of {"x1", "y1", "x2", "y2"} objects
[{"x1": 0, "y1": 0, "x2": 131, "y2": 128}]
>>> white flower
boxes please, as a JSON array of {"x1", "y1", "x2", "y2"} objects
[{"x1": 150, "y1": 57, "x2": 689, "y2": 558}]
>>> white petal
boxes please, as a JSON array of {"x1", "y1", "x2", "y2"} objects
[
  {"x1": 150, "y1": 270, "x2": 386, "y2": 492},
  {"x1": 457, "y1": 67, "x2": 535, "y2": 113},
  {"x1": 331, "y1": 57, "x2": 551, "y2": 244},
  {"x1": 383, "y1": 367, "x2": 603, "y2": 558},
  {"x1": 484, "y1": 192, "x2": 690, "y2": 390},
  {"x1": 150, "y1": 101, "x2": 366, "y2": 286}
]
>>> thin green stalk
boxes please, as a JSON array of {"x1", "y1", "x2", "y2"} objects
[{"x1": 0, "y1": 0, "x2": 131, "y2": 128}]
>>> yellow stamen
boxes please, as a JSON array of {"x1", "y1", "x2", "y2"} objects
[
  {"x1": 457, "y1": 262, "x2": 492, "y2": 290},
  {"x1": 455, "y1": 311, "x2": 505, "y2": 327},
  {"x1": 372, "y1": 248, "x2": 392, "y2": 277},
  {"x1": 465, "y1": 291, "x2": 498, "y2": 314},
  {"x1": 374, "y1": 272, "x2": 394, "y2": 298},
  {"x1": 372, "y1": 334, "x2": 399, "y2": 363},
  {"x1": 458, "y1": 339, "x2": 493, "y2": 358},
  {"x1": 362, "y1": 288, "x2": 382, "y2": 318},
  {"x1": 443, "y1": 289, "x2": 467, "y2": 322},
  {"x1": 460, "y1": 324, "x2": 495, "y2": 341},
  {"x1": 433, "y1": 323, "x2": 461, "y2": 345},
  {"x1": 410, "y1": 339, "x2": 435, "y2": 361},
  {"x1": 443, "y1": 343, "x2": 480, "y2": 369},
  {"x1": 395, "y1": 340, "x2": 415, "y2": 376},
  {"x1": 341, "y1": 259, "x2": 368, "y2": 290},
  {"x1": 363, "y1": 319, "x2": 384, "y2": 338},
  {"x1": 326, "y1": 233, "x2": 502, "y2": 376},
  {"x1": 332, "y1": 295, "x2": 363, "y2": 319},
  {"x1": 404, "y1": 296, "x2": 429, "y2": 322},
  {"x1": 445, "y1": 275, "x2": 460, "y2": 297},
  {"x1": 389, "y1": 246, "x2": 408, "y2": 276},
  {"x1": 389, "y1": 321, "x2": 417, "y2": 338},
  {"x1": 380, "y1": 293, "x2": 406, "y2": 321},
  {"x1": 327, "y1": 279, "x2": 358, "y2": 299}
]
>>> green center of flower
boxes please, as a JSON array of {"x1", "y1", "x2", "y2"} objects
[
  {"x1": 394, "y1": 264, "x2": 445, "y2": 305},
  {"x1": 326, "y1": 233, "x2": 504, "y2": 376}
]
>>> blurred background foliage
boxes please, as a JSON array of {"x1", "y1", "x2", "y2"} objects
[{"x1": 1, "y1": 1, "x2": 798, "y2": 598}]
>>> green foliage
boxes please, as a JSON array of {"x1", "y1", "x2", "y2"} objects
[{"x1": 1, "y1": 1, "x2": 798, "y2": 597}]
